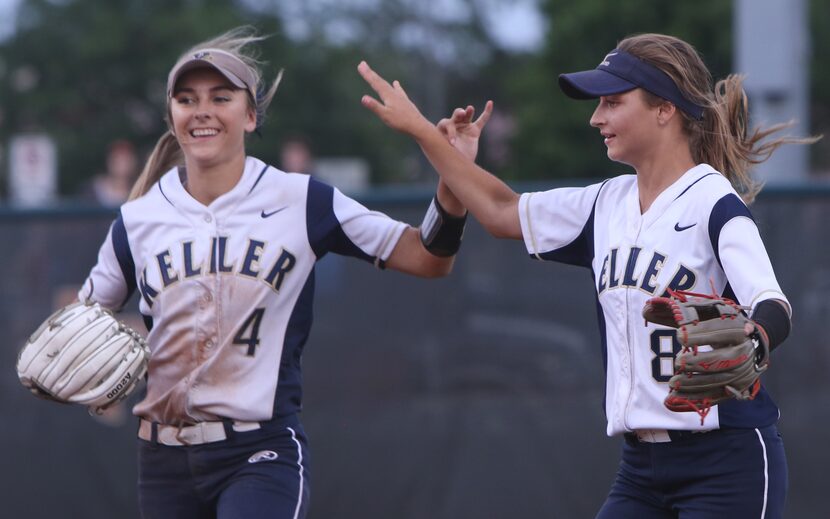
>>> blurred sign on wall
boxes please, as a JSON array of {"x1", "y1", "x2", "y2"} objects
[
  {"x1": 735, "y1": 0, "x2": 810, "y2": 182},
  {"x1": 8, "y1": 133, "x2": 57, "y2": 206}
]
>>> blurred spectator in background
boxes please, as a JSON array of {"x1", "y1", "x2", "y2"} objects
[
  {"x1": 279, "y1": 133, "x2": 314, "y2": 174},
  {"x1": 79, "y1": 139, "x2": 139, "y2": 206},
  {"x1": 280, "y1": 133, "x2": 370, "y2": 193}
]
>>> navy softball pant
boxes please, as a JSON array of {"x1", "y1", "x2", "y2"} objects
[
  {"x1": 596, "y1": 424, "x2": 786, "y2": 519},
  {"x1": 137, "y1": 416, "x2": 310, "y2": 519}
]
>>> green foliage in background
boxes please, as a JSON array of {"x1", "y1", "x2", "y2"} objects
[
  {"x1": 505, "y1": 0, "x2": 732, "y2": 180},
  {"x1": 0, "y1": 0, "x2": 505, "y2": 195},
  {"x1": 0, "y1": 0, "x2": 826, "y2": 198},
  {"x1": 0, "y1": 0, "x2": 256, "y2": 194}
]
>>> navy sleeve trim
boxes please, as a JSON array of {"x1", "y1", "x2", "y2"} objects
[
  {"x1": 535, "y1": 180, "x2": 607, "y2": 268},
  {"x1": 306, "y1": 177, "x2": 372, "y2": 262},
  {"x1": 708, "y1": 193, "x2": 754, "y2": 269},
  {"x1": 111, "y1": 212, "x2": 137, "y2": 308}
]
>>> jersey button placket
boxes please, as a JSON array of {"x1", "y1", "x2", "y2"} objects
[
  {"x1": 616, "y1": 307, "x2": 629, "y2": 430},
  {"x1": 621, "y1": 213, "x2": 644, "y2": 429}
]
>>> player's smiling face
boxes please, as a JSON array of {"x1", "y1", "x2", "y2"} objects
[
  {"x1": 169, "y1": 67, "x2": 256, "y2": 171},
  {"x1": 589, "y1": 89, "x2": 661, "y2": 167}
]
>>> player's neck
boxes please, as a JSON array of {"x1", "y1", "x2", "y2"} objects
[
  {"x1": 635, "y1": 144, "x2": 695, "y2": 213},
  {"x1": 182, "y1": 155, "x2": 247, "y2": 206}
]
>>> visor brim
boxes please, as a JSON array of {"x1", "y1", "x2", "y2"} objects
[
  {"x1": 558, "y1": 69, "x2": 637, "y2": 100},
  {"x1": 168, "y1": 60, "x2": 248, "y2": 94}
]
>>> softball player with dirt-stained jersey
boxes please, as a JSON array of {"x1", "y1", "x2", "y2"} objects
[
  {"x1": 359, "y1": 32, "x2": 813, "y2": 518},
  {"x1": 76, "y1": 28, "x2": 468, "y2": 519}
]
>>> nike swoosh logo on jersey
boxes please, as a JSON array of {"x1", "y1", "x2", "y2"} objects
[
  {"x1": 674, "y1": 222, "x2": 697, "y2": 232},
  {"x1": 261, "y1": 207, "x2": 287, "y2": 218}
]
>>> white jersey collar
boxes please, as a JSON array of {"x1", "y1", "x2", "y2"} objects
[
  {"x1": 635, "y1": 163, "x2": 719, "y2": 226},
  {"x1": 158, "y1": 156, "x2": 269, "y2": 214}
]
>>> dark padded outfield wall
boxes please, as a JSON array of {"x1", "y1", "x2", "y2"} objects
[{"x1": 1, "y1": 187, "x2": 826, "y2": 518}]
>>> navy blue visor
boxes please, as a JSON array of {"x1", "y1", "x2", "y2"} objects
[{"x1": 558, "y1": 49, "x2": 704, "y2": 120}]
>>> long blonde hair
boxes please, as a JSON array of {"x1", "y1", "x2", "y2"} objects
[
  {"x1": 619, "y1": 33, "x2": 819, "y2": 204},
  {"x1": 128, "y1": 26, "x2": 282, "y2": 201}
]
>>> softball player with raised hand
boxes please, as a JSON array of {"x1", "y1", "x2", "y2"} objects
[
  {"x1": 360, "y1": 33, "x2": 816, "y2": 518},
  {"x1": 77, "y1": 27, "x2": 469, "y2": 519}
]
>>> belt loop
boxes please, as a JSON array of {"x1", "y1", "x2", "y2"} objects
[
  {"x1": 150, "y1": 422, "x2": 159, "y2": 448},
  {"x1": 222, "y1": 419, "x2": 235, "y2": 441}
]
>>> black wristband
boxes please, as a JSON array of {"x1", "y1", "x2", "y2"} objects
[
  {"x1": 750, "y1": 299, "x2": 791, "y2": 351},
  {"x1": 419, "y1": 196, "x2": 467, "y2": 257}
]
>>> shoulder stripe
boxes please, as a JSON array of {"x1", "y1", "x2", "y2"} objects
[
  {"x1": 247, "y1": 163, "x2": 271, "y2": 195},
  {"x1": 306, "y1": 177, "x2": 370, "y2": 261},
  {"x1": 674, "y1": 172, "x2": 719, "y2": 200},
  {"x1": 111, "y1": 212, "x2": 137, "y2": 308},
  {"x1": 536, "y1": 179, "x2": 608, "y2": 268},
  {"x1": 708, "y1": 193, "x2": 754, "y2": 268}
]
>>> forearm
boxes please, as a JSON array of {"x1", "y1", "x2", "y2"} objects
[
  {"x1": 436, "y1": 178, "x2": 465, "y2": 217},
  {"x1": 357, "y1": 61, "x2": 520, "y2": 237},
  {"x1": 385, "y1": 227, "x2": 455, "y2": 278},
  {"x1": 413, "y1": 124, "x2": 521, "y2": 238}
]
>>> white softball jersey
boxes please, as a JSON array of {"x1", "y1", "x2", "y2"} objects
[
  {"x1": 79, "y1": 156, "x2": 407, "y2": 425},
  {"x1": 518, "y1": 164, "x2": 789, "y2": 436}
]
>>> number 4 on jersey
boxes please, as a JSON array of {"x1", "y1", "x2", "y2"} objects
[{"x1": 234, "y1": 308, "x2": 265, "y2": 356}]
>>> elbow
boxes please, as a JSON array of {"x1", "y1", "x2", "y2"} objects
[
  {"x1": 488, "y1": 225, "x2": 514, "y2": 240},
  {"x1": 480, "y1": 217, "x2": 514, "y2": 239},
  {"x1": 419, "y1": 256, "x2": 455, "y2": 279}
]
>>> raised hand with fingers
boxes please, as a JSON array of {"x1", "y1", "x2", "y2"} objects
[
  {"x1": 358, "y1": 60, "x2": 522, "y2": 240},
  {"x1": 358, "y1": 61, "x2": 434, "y2": 138},
  {"x1": 437, "y1": 101, "x2": 494, "y2": 161}
]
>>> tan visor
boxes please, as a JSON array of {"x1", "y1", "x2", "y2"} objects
[{"x1": 167, "y1": 48, "x2": 256, "y2": 101}]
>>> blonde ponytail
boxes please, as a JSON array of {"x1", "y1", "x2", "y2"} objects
[
  {"x1": 619, "y1": 33, "x2": 820, "y2": 204},
  {"x1": 128, "y1": 131, "x2": 183, "y2": 201},
  {"x1": 694, "y1": 74, "x2": 816, "y2": 203}
]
